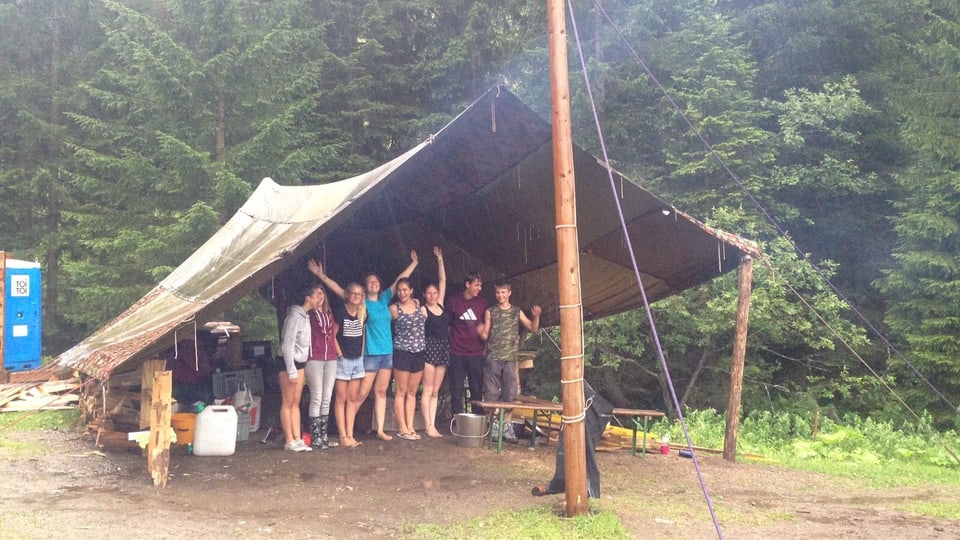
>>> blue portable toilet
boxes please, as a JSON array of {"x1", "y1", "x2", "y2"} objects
[{"x1": 4, "y1": 259, "x2": 42, "y2": 372}]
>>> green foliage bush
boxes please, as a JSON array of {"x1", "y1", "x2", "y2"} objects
[{"x1": 652, "y1": 407, "x2": 960, "y2": 477}]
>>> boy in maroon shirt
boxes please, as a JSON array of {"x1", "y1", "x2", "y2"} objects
[{"x1": 446, "y1": 272, "x2": 489, "y2": 415}]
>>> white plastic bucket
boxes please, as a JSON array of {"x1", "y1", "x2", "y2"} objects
[
  {"x1": 450, "y1": 413, "x2": 489, "y2": 448},
  {"x1": 193, "y1": 405, "x2": 238, "y2": 456}
]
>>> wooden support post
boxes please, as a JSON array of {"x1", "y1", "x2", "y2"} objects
[
  {"x1": 148, "y1": 370, "x2": 173, "y2": 487},
  {"x1": 547, "y1": 0, "x2": 588, "y2": 516},
  {"x1": 723, "y1": 255, "x2": 753, "y2": 461},
  {"x1": 140, "y1": 358, "x2": 167, "y2": 429}
]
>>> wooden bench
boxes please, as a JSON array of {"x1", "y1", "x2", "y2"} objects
[{"x1": 472, "y1": 397, "x2": 664, "y2": 456}]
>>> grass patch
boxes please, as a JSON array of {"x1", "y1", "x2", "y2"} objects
[
  {"x1": 0, "y1": 410, "x2": 80, "y2": 458},
  {"x1": 775, "y1": 454, "x2": 960, "y2": 488},
  {"x1": 653, "y1": 408, "x2": 960, "y2": 490},
  {"x1": 403, "y1": 504, "x2": 629, "y2": 539},
  {"x1": 0, "y1": 410, "x2": 80, "y2": 431},
  {"x1": 0, "y1": 439, "x2": 32, "y2": 455},
  {"x1": 898, "y1": 501, "x2": 960, "y2": 520}
]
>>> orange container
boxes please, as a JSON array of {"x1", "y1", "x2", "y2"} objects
[{"x1": 171, "y1": 412, "x2": 197, "y2": 445}]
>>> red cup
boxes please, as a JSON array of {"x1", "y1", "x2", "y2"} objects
[
  {"x1": 302, "y1": 433, "x2": 312, "y2": 447},
  {"x1": 660, "y1": 443, "x2": 670, "y2": 455}
]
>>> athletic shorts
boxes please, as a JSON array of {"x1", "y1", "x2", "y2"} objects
[
  {"x1": 363, "y1": 353, "x2": 393, "y2": 373},
  {"x1": 336, "y1": 356, "x2": 366, "y2": 380},
  {"x1": 393, "y1": 349, "x2": 425, "y2": 373}
]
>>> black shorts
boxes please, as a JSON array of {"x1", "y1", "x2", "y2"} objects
[
  {"x1": 275, "y1": 358, "x2": 307, "y2": 374},
  {"x1": 393, "y1": 349, "x2": 425, "y2": 373}
]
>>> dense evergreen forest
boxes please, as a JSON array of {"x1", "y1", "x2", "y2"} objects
[{"x1": 2, "y1": 0, "x2": 958, "y2": 428}]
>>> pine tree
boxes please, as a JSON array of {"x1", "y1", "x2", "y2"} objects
[
  {"x1": 0, "y1": 1, "x2": 104, "y2": 352},
  {"x1": 60, "y1": 0, "x2": 332, "y2": 339},
  {"x1": 878, "y1": 0, "x2": 960, "y2": 426}
]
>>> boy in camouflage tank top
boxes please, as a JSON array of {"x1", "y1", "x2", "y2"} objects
[{"x1": 483, "y1": 279, "x2": 541, "y2": 439}]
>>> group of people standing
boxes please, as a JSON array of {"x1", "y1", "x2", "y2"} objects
[{"x1": 276, "y1": 246, "x2": 540, "y2": 452}]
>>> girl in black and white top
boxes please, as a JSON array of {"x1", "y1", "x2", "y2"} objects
[
  {"x1": 390, "y1": 278, "x2": 427, "y2": 440},
  {"x1": 332, "y1": 282, "x2": 367, "y2": 448}
]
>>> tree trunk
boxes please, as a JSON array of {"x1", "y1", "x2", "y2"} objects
[
  {"x1": 600, "y1": 365, "x2": 628, "y2": 407},
  {"x1": 215, "y1": 89, "x2": 226, "y2": 162},
  {"x1": 680, "y1": 347, "x2": 711, "y2": 409},
  {"x1": 657, "y1": 367, "x2": 675, "y2": 419},
  {"x1": 44, "y1": 5, "x2": 63, "y2": 337},
  {"x1": 593, "y1": 0, "x2": 605, "y2": 104}
]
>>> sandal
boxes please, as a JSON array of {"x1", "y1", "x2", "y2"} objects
[{"x1": 397, "y1": 432, "x2": 417, "y2": 441}]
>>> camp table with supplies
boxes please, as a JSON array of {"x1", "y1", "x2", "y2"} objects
[{"x1": 473, "y1": 397, "x2": 664, "y2": 455}]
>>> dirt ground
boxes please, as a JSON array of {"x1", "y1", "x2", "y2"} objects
[{"x1": 2, "y1": 415, "x2": 959, "y2": 540}]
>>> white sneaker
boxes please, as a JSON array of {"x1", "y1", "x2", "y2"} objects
[
  {"x1": 295, "y1": 439, "x2": 313, "y2": 452},
  {"x1": 285, "y1": 439, "x2": 313, "y2": 452}
]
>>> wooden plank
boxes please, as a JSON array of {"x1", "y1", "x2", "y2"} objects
[
  {"x1": 105, "y1": 388, "x2": 141, "y2": 412},
  {"x1": 2, "y1": 393, "x2": 79, "y2": 409},
  {"x1": 109, "y1": 369, "x2": 144, "y2": 389},
  {"x1": 0, "y1": 384, "x2": 31, "y2": 408},
  {"x1": 0, "y1": 388, "x2": 80, "y2": 411},
  {"x1": 139, "y1": 359, "x2": 166, "y2": 429},
  {"x1": 95, "y1": 429, "x2": 139, "y2": 451},
  {"x1": 148, "y1": 370, "x2": 172, "y2": 488},
  {"x1": 38, "y1": 378, "x2": 82, "y2": 394}
]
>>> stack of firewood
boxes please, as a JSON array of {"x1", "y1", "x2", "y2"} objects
[{"x1": 82, "y1": 369, "x2": 145, "y2": 451}]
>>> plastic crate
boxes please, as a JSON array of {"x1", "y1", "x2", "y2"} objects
[
  {"x1": 242, "y1": 340, "x2": 272, "y2": 363},
  {"x1": 213, "y1": 368, "x2": 264, "y2": 399}
]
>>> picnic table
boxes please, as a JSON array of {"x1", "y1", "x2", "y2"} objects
[{"x1": 473, "y1": 397, "x2": 664, "y2": 455}]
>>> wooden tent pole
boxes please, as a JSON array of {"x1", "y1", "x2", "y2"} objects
[
  {"x1": 723, "y1": 255, "x2": 753, "y2": 461},
  {"x1": 547, "y1": 0, "x2": 588, "y2": 516}
]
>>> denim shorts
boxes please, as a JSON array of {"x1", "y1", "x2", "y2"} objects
[
  {"x1": 336, "y1": 356, "x2": 366, "y2": 380},
  {"x1": 363, "y1": 353, "x2": 393, "y2": 372}
]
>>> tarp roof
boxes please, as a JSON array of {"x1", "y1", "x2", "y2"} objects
[{"x1": 54, "y1": 86, "x2": 759, "y2": 380}]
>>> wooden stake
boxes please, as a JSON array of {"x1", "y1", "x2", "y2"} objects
[
  {"x1": 148, "y1": 370, "x2": 172, "y2": 487},
  {"x1": 140, "y1": 358, "x2": 167, "y2": 429},
  {"x1": 723, "y1": 255, "x2": 753, "y2": 461},
  {"x1": 547, "y1": 0, "x2": 588, "y2": 516}
]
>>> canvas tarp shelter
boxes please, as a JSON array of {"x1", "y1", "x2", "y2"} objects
[{"x1": 54, "y1": 86, "x2": 759, "y2": 380}]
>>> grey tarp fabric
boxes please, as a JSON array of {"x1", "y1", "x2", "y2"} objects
[{"x1": 54, "y1": 86, "x2": 759, "y2": 380}]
